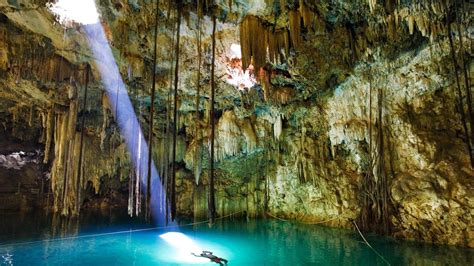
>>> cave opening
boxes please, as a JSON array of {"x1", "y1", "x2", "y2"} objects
[{"x1": 0, "y1": 0, "x2": 472, "y2": 265}]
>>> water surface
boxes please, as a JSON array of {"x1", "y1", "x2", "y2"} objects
[{"x1": 0, "y1": 211, "x2": 472, "y2": 265}]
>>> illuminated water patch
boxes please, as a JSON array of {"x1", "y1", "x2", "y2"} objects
[{"x1": 159, "y1": 232, "x2": 214, "y2": 264}]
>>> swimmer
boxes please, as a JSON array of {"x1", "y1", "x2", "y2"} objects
[{"x1": 191, "y1": 251, "x2": 228, "y2": 265}]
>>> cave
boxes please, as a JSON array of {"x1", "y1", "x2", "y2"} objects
[{"x1": 0, "y1": 0, "x2": 473, "y2": 265}]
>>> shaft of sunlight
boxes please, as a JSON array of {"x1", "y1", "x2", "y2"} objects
[{"x1": 48, "y1": 0, "x2": 169, "y2": 225}]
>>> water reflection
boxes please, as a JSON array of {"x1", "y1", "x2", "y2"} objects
[{"x1": 0, "y1": 209, "x2": 148, "y2": 243}]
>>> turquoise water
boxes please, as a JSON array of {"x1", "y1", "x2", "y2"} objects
[{"x1": 0, "y1": 212, "x2": 472, "y2": 265}]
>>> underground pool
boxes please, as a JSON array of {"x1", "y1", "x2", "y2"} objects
[{"x1": 0, "y1": 211, "x2": 472, "y2": 265}]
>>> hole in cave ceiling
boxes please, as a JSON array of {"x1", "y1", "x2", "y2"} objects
[
  {"x1": 225, "y1": 43, "x2": 257, "y2": 91},
  {"x1": 47, "y1": 0, "x2": 100, "y2": 26}
]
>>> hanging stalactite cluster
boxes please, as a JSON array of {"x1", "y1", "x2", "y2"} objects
[{"x1": 239, "y1": 1, "x2": 315, "y2": 73}]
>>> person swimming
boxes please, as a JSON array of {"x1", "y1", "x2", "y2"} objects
[{"x1": 191, "y1": 251, "x2": 228, "y2": 265}]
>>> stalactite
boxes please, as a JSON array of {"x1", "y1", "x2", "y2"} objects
[
  {"x1": 260, "y1": 67, "x2": 270, "y2": 101},
  {"x1": 299, "y1": 0, "x2": 313, "y2": 30},
  {"x1": 128, "y1": 112, "x2": 138, "y2": 217},
  {"x1": 240, "y1": 15, "x2": 291, "y2": 74},
  {"x1": 100, "y1": 92, "x2": 111, "y2": 151},
  {"x1": 216, "y1": 111, "x2": 240, "y2": 160},
  {"x1": 128, "y1": 166, "x2": 135, "y2": 216},
  {"x1": 279, "y1": 0, "x2": 286, "y2": 13},
  {"x1": 264, "y1": 134, "x2": 270, "y2": 212},
  {"x1": 387, "y1": 14, "x2": 396, "y2": 40},
  {"x1": 208, "y1": 14, "x2": 217, "y2": 224},
  {"x1": 28, "y1": 106, "x2": 33, "y2": 127},
  {"x1": 43, "y1": 105, "x2": 54, "y2": 164},
  {"x1": 239, "y1": 16, "x2": 267, "y2": 71},
  {"x1": 267, "y1": 28, "x2": 289, "y2": 64},
  {"x1": 145, "y1": 0, "x2": 161, "y2": 221},
  {"x1": 407, "y1": 15, "x2": 415, "y2": 35},
  {"x1": 50, "y1": 82, "x2": 79, "y2": 216},
  {"x1": 75, "y1": 64, "x2": 90, "y2": 214},
  {"x1": 170, "y1": 2, "x2": 182, "y2": 221},
  {"x1": 135, "y1": 113, "x2": 142, "y2": 216},
  {"x1": 288, "y1": 10, "x2": 301, "y2": 48},
  {"x1": 60, "y1": 135, "x2": 71, "y2": 216},
  {"x1": 64, "y1": 85, "x2": 78, "y2": 216},
  {"x1": 296, "y1": 123, "x2": 306, "y2": 183},
  {"x1": 368, "y1": 0, "x2": 376, "y2": 13},
  {"x1": 273, "y1": 114, "x2": 282, "y2": 140}
]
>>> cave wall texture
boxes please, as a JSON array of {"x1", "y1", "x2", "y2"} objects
[{"x1": 0, "y1": 0, "x2": 472, "y2": 247}]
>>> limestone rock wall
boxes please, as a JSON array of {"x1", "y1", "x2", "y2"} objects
[{"x1": 326, "y1": 41, "x2": 473, "y2": 247}]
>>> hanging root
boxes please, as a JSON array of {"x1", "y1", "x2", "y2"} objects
[
  {"x1": 208, "y1": 14, "x2": 217, "y2": 224},
  {"x1": 446, "y1": 5, "x2": 474, "y2": 167},
  {"x1": 193, "y1": 0, "x2": 203, "y2": 185},
  {"x1": 358, "y1": 67, "x2": 392, "y2": 234},
  {"x1": 170, "y1": 2, "x2": 182, "y2": 221},
  {"x1": 145, "y1": 0, "x2": 161, "y2": 221}
]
